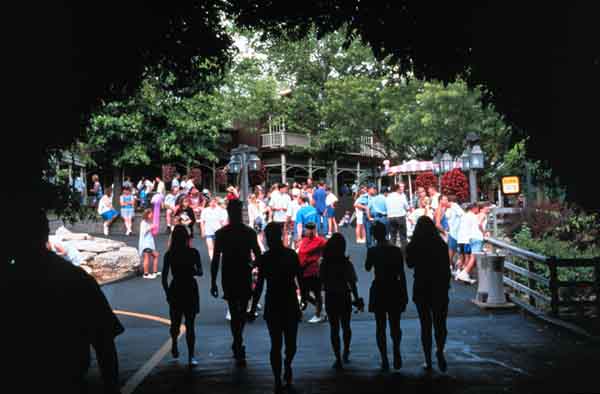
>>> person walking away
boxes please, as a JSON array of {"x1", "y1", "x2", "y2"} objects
[
  {"x1": 162, "y1": 225, "x2": 203, "y2": 367},
  {"x1": 248, "y1": 193, "x2": 267, "y2": 251},
  {"x1": 446, "y1": 195, "x2": 464, "y2": 273},
  {"x1": 406, "y1": 216, "x2": 452, "y2": 372},
  {"x1": 89, "y1": 174, "x2": 103, "y2": 208},
  {"x1": 434, "y1": 195, "x2": 450, "y2": 242},
  {"x1": 312, "y1": 181, "x2": 328, "y2": 236},
  {"x1": 455, "y1": 203, "x2": 479, "y2": 283},
  {"x1": 320, "y1": 233, "x2": 364, "y2": 368},
  {"x1": 119, "y1": 186, "x2": 135, "y2": 235},
  {"x1": 354, "y1": 184, "x2": 377, "y2": 248},
  {"x1": 175, "y1": 197, "x2": 196, "y2": 243},
  {"x1": 211, "y1": 199, "x2": 262, "y2": 366},
  {"x1": 295, "y1": 196, "x2": 319, "y2": 243},
  {"x1": 201, "y1": 197, "x2": 228, "y2": 260},
  {"x1": 367, "y1": 185, "x2": 388, "y2": 243},
  {"x1": 287, "y1": 189, "x2": 302, "y2": 249},
  {"x1": 365, "y1": 222, "x2": 408, "y2": 371},
  {"x1": 249, "y1": 223, "x2": 302, "y2": 392},
  {"x1": 164, "y1": 187, "x2": 179, "y2": 233},
  {"x1": 325, "y1": 187, "x2": 339, "y2": 238},
  {"x1": 428, "y1": 186, "x2": 441, "y2": 211},
  {"x1": 297, "y1": 222, "x2": 327, "y2": 323},
  {"x1": 386, "y1": 183, "x2": 410, "y2": 249},
  {"x1": 98, "y1": 187, "x2": 119, "y2": 236},
  {"x1": 353, "y1": 186, "x2": 367, "y2": 244},
  {"x1": 269, "y1": 183, "x2": 291, "y2": 246},
  {"x1": 139, "y1": 208, "x2": 160, "y2": 279}
]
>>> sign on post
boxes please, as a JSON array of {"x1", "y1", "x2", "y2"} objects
[{"x1": 501, "y1": 176, "x2": 521, "y2": 195}]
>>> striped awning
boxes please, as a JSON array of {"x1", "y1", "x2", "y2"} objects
[{"x1": 384, "y1": 159, "x2": 463, "y2": 175}]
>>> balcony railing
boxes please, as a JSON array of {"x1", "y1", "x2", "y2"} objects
[{"x1": 261, "y1": 132, "x2": 311, "y2": 148}]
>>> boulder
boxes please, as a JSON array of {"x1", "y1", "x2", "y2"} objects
[
  {"x1": 79, "y1": 251, "x2": 97, "y2": 262},
  {"x1": 93, "y1": 249, "x2": 140, "y2": 276},
  {"x1": 119, "y1": 246, "x2": 139, "y2": 255},
  {"x1": 63, "y1": 239, "x2": 124, "y2": 253},
  {"x1": 80, "y1": 265, "x2": 93, "y2": 275}
]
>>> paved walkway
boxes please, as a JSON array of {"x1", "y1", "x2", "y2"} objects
[{"x1": 82, "y1": 228, "x2": 600, "y2": 394}]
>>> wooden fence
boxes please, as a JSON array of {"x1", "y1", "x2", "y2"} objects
[{"x1": 485, "y1": 237, "x2": 600, "y2": 318}]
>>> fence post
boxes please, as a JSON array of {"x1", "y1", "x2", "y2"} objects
[
  {"x1": 549, "y1": 257, "x2": 559, "y2": 316},
  {"x1": 527, "y1": 260, "x2": 537, "y2": 307}
]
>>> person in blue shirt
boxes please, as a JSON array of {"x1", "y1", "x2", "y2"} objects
[
  {"x1": 354, "y1": 184, "x2": 378, "y2": 248},
  {"x1": 368, "y1": 188, "x2": 389, "y2": 245},
  {"x1": 312, "y1": 181, "x2": 328, "y2": 236},
  {"x1": 295, "y1": 196, "x2": 319, "y2": 242}
]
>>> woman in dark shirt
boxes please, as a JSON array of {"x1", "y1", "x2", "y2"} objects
[
  {"x1": 406, "y1": 216, "x2": 452, "y2": 372},
  {"x1": 365, "y1": 221, "x2": 408, "y2": 371},
  {"x1": 250, "y1": 222, "x2": 302, "y2": 392},
  {"x1": 175, "y1": 197, "x2": 196, "y2": 241},
  {"x1": 162, "y1": 225, "x2": 203, "y2": 367},
  {"x1": 321, "y1": 233, "x2": 364, "y2": 369}
]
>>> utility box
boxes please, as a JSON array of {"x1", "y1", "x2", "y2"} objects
[{"x1": 472, "y1": 251, "x2": 515, "y2": 309}]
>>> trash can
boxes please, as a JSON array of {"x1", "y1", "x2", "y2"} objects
[{"x1": 473, "y1": 251, "x2": 510, "y2": 306}]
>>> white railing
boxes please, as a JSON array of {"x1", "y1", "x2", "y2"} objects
[{"x1": 261, "y1": 132, "x2": 310, "y2": 148}]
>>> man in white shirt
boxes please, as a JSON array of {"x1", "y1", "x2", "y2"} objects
[
  {"x1": 386, "y1": 183, "x2": 410, "y2": 247},
  {"x1": 269, "y1": 183, "x2": 291, "y2": 246},
  {"x1": 155, "y1": 176, "x2": 166, "y2": 196},
  {"x1": 455, "y1": 203, "x2": 479, "y2": 284},
  {"x1": 200, "y1": 198, "x2": 229, "y2": 260},
  {"x1": 446, "y1": 195, "x2": 465, "y2": 272}
]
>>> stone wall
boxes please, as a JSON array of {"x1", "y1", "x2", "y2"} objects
[{"x1": 50, "y1": 212, "x2": 169, "y2": 236}]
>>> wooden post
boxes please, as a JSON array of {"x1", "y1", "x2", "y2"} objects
[
  {"x1": 333, "y1": 160, "x2": 338, "y2": 195},
  {"x1": 549, "y1": 258, "x2": 559, "y2": 316}
]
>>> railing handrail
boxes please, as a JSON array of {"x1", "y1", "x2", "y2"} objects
[{"x1": 485, "y1": 236, "x2": 549, "y2": 263}]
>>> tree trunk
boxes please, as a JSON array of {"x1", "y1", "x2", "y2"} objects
[{"x1": 113, "y1": 167, "x2": 122, "y2": 211}]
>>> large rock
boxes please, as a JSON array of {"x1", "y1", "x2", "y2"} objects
[
  {"x1": 90, "y1": 249, "x2": 140, "y2": 282},
  {"x1": 55, "y1": 226, "x2": 92, "y2": 241},
  {"x1": 63, "y1": 239, "x2": 124, "y2": 253},
  {"x1": 79, "y1": 251, "x2": 97, "y2": 262}
]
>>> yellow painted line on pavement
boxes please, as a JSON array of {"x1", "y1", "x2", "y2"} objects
[{"x1": 114, "y1": 310, "x2": 185, "y2": 394}]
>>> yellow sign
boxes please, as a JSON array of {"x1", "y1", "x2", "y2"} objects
[{"x1": 501, "y1": 176, "x2": 520, "y2": 195}]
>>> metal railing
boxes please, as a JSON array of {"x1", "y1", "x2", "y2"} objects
[
  {"x1": 260, "y1": 132, "x2": 311, "y2": 148},
  {"x1": 485, "y1": 237, "x2": 600, "y2": 317}
]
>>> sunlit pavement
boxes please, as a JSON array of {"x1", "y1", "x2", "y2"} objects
[{"x1": 83, "y1": 228, "x2": 600, "y2": 394}]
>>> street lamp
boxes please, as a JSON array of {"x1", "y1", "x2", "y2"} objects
[
  {"x1": 461, "y1": 149, "x2": 471, "y2": 172},
  {"x1": 227, "y1": 145, "x2": 261, "y2": 216},
  {"x1": 470, "y1": 144, "x2": 485, "y2": 170},
  {"x1": 462, "y1": 133, "x2": 485, "y2": 202},
  {"x1": 441, "y1": 152, "x2": 453, "y2": 174},
  {"x1": 432, "y1": 152, "x2": 441, "y2": 176}
]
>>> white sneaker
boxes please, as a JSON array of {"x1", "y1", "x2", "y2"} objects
[
  {"x1": 143, "y1": 273, "x2": 152, "y2": 279},
  {"x1": 103, "y1": 224, "x2": 109, "y2": 236},
  {"x1": 154, "y1": 271, "x2": 161, "y2": 276},
  {"x1": 148, "y1": 273, "x2": 157, "y2": 279},
  {"x1": 308, "y1": 315, "x2": 324, "y2": 323},
  {"x1": 225, "y1": 310, "x2": 231, "y2": 321},
  {"x1": 456, "y1": 270, "x2": 476, "y2": 284}
]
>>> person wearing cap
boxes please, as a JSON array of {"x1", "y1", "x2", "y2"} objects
[
  {"x1": 354, "y1": 184, "x2": 377, "y2": 248},
  {"x1": 297, "y1": 221, "x2": 327, "y2": 323}
]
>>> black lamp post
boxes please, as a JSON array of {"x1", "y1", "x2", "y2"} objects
[
  {"x1": 227, "y1": 144, "x2": 261, "y2": 215},
  {"x1": 463, "y1": 133, "x2": 485, "y2": 202}
]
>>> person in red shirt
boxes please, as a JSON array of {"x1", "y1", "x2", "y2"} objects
[{"x1": 297, "y1": 221, "x2": 327, "y2": 323}]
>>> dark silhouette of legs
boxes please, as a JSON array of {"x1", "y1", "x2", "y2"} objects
[
  {"x1": 266, "y1": 320, "x2": 284, "y2": 390},
  {"x1": 228, "y1": 298, "x2": 249, "y2": 364},
  {"x1": 169, "y1": 308, "x2": 183, "y2": 358},
  {"x1": 283, "y1": 317, "x2": 298, "y2": 386},
  {"x1": 184, "y1": 312, "x2": 196, "y2": 365},
  {"x1": 432, "y1": 303, "x2": 449, "y2": 371},
  {"x1": 341, "y1": 309, "x2": 352, "y2": 363},
  {"x1": 416, "y1": 303, "x2": 433, "y2": 369},
  {"x1": 388, "y1": 310, "x2": 402, "y2": 369},
  {"x1": 328, "y1": 312, "x2": 342, "y2": 367},
  {"x1": 375, "y1": 311, "x2": 389, "y2": 370}
]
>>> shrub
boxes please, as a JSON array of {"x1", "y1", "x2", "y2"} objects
[
  {"x1": 441, "y1": 168, "x2": 469, "y2": 202},
  {"x1": 415, "y1": 171, "x2": 438, "y2": 191}
]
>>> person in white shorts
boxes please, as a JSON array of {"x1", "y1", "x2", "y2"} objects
[
  {"x1": 354, "y1": 186, "x2": 367, "y2": 243},
  {"x1": 200, "y1": 198, "x2": 228, "y2": 261}
]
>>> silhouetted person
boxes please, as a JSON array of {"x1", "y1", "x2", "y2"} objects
[
  {"x1": 406, "y1": 216, "x2": 452, "y2": 372},
  {"x1": 3, "y1": 209, "x2": 123, "y2": 393},
  {"x1": 211, "y1": 199, "x2": 261, "y2": 366},
  {"x1": 249, "y1": 222, "x2": 302, "y2": 392},
  {"x1": 320, "y1": 233, "x2": 364, "y2": 369},
  {"x1": 162, "y1": 225, "x2": 203, "y2": 367},
  {"x1": 365, "y1": 221, "x2": 408, "y2": 371}
]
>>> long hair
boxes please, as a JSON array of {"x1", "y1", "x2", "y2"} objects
[
  {"x1": 168, "y1": 225, "x2": 190, "y2": 254},
  {"x1": 410, "y1": 216, "x2": 445, "y2": 248},
  {"x1": 323, "y1": 233, "x2": 346, "y2": 263}
]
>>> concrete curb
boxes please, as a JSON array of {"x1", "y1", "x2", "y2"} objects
[{"x1": 509, "y1": 295, "x2": 600, "y2": 342}]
